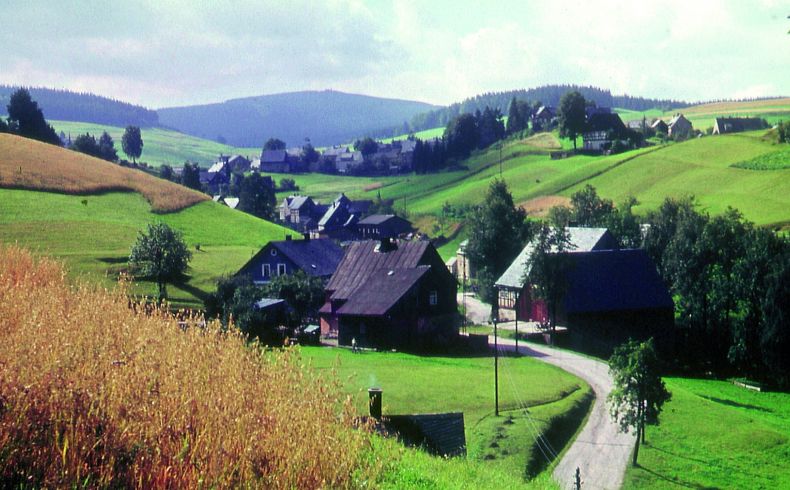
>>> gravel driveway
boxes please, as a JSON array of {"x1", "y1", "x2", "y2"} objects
[{"x1": 493, "y1": 337, "x2": 636, "y2": 489}]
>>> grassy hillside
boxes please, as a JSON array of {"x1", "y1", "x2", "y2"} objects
[
  {"x1": 0, "y1": 133, "x2": 208, "y2": 212},
  {"x1": 52, "y1": 120, "x2": 258, "y2": 168},
  {"x1": 0, "y1": 133, "x2": 291, "y2": 307},
  {"x1": 624, "y1": 378, "x2": 790, "y2": 489},
  {"x1": 300, "y1": 346, "x2": 591, "y2": 485}
]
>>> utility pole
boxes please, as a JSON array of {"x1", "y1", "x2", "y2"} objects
[
  {"x1": 493, "y1": 309, "x2": 499, "y2": 416},
  {"x1": 514, "y1": 309, "x2": 519, "y2": 355},
  {"x1": 499, "y1": 142, "x2": 503, "y2": 178}
]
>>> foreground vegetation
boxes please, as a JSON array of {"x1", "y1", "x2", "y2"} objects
[
  {"x1": 299, "y1": 346, "x2": 592, "y2": 483},
  {"x1": 624, "y1": 378, "x2": 790, "y2": 489},
  {"x1": 0, "y1": 246, "x2": 373, "y2": 488}
]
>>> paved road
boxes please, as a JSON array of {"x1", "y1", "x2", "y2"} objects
[{"x1": 493, "y1": 337, "x2": 636, "y2": 489}]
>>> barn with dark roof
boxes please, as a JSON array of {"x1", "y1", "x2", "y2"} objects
[{"x1": 320, "y1": 239, "x2": 458, "y2": 351}]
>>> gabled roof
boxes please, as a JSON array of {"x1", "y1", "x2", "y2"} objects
[
  {"x1": 348, "y1": 200, "x2": 372, "y2": 215},
  {"x1": 534, "y1": 106, "x2": 555, "y2": 118},
  {"x1": 668, "y1": 114, "x2": 690, "y2": 127},
  {"x1": 495, "y1": 227, "x2": 615, "y2": 288},
  {"x1": 651, "y1": 119, "x2": 668, "y2": 129},
  {"x1": 238, "y1": 238, "x2": 344, "y2": 278},
  {"x1": 254, "y1": 298, "x2": 285, "y2": 310},
  {"x1": 585, "y1": 113, "x2": 627, "y2": 134},
  {"x1": 261, "y1": 150, "x2": 287, "y2": 163},
  {"x1": 336, "y1": 267, "x2": 430, "y2": 316},
  {"x1": 327, "y1": 240, "x2": 433, "y2": 301},
  {"x1": 358, "y1": 214, "x2": 400, "y2": 225},
  {"x1": 563, "y1": 249, "x2": 673, "y2": 313},
  {"x1": 287, "y1": 195, "x2": 313, "y2": 210},
  {"x1": 318, "y1": 201, "x2": 348, "y2": 228},
  {"x1": 208, "y1": 161, "x2": 226, "y2": 173},
  {"x1": 224, "y1": 197, "x2": 239, "y2": 209}
]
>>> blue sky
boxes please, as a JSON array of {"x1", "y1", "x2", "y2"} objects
[{"x1": 0, "y1": 0, "x2": 787, "y2": 108}]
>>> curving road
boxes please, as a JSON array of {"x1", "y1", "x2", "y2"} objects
[{"x1": 494, "y1": 337, "x2": 636, "y2": 489}]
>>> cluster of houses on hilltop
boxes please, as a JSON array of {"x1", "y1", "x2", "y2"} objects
[{"x1": 278, "y1": 192, "x2": 413, "y2": 240}]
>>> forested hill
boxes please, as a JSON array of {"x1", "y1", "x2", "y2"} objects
[
  {"x1": 158, "y1": 90, "x2": 440, "y2": 147},
  {"x1": 408, "y1": 85, "x2": 690, "y2": 132},
  {"x1": 0, "y1": 86, "x2": 159, "y2": 127}
]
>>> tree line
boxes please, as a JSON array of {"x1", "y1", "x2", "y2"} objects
[{"x1": 466, "y1": 181, "x2": 790, "y2": 387}]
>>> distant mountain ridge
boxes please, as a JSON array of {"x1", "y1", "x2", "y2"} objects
[
  {"x1": 0, "y1": 86, "x2": 158, "y2": 127},
  {"x1": 158, "y1": 90, "x2": 440, "y2": 147}
]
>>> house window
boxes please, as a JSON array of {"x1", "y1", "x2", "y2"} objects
[
  {"x1": 429, "y1": 290, "x2": 438, "y2": 306},
  {"x1": 277, "y1": 263, "x2": 286, "y2": 276},
  {"x1": 270, "y1": 248, "x2": 277, "y2": 256},
  {"x1": 262, "y1": 264, "x2": 271, "y2": 277},
  {"x1": 499, "y1": 289, "x2": 517, "y2": 309}
]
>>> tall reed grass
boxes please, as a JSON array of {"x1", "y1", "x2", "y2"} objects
[
  {"x1": 0, "y1": 133, "x2": 207, "y2": 213},
  {"x1": 0, "y1": 246, "x2": 375, "y2": 488}
]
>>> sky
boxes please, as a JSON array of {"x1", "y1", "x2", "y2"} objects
[{"x1": 0, "y1": 0, "x2": 788, "y2": 109}]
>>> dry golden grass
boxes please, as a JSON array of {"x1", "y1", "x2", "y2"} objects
[
  {"x1": 519, "y1": 195, "x2": 571, "y2": 217},
  {"x1": 0, "y1": 246, "x2": 376, "y2": 488},
  {"x1": 682, "y1": 97, "x2": 790, "y2": 116},
  {"x1": 522, "y1": 132, "x2": 562, "y2": 150},
  {"x1": 0, "y1": 133, "x2": 207, "y2": 213},
  {"x1": 362, "y1": 182, "x2": 384, "y2": 192}
]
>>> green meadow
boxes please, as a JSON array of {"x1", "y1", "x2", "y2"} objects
[
  {"x1": 0, "y1": 189, "x2": 291, "y2": 308},
  {"x1": 298, "y1": 346, "x2": 591, "y2": 486},
  {"x1": 51, "y1": 120, "x2": 258, "y2": 168},
  {"x1": 624, "y1": 378, "x2": 790, "y2": 489}
]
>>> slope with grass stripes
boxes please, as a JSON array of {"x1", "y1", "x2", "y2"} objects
[{"x1": 0, "y1": 133, "x2": 291, "y2": 308}]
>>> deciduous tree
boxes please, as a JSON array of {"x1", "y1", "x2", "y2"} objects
[
  {"x1": 122, "y1": 125, "x2": 143, "y2": 163},
  {"x1": 526, "y1": 224, "x2": 572, "y2": 333},
  {"x1": 466, "y1": 179, "x2": 531, "y2": 303},
  {"x1": 263, "y1": 137, "x2": 286, "y2": 151},
  {"x1": 558, "y1": 91, "x2": 587, "y2": 150},
  {"x1": 607, "y1": 338, "x2": 671, "y2": 466},
  {"x1": 129, "y1": 222, "x2": 191, "y2": 301}
]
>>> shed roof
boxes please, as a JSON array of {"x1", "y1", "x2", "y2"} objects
[{"x1": 586, "y1": 113, "x2": 627, "y2": 134}]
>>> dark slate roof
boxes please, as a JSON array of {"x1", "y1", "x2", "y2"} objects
[
  {"x1": 262, "y1": 149, "x2": 287, "y2": 163},
  {"x1": 348, "y1": 200, "x2": 373, "y2": 215},
  {"x1": 384, "y1": 413, "x2": 466, "y2": 457},
  {"x1": 238, "y1": 238, "x2": 344, "y2": 278},
  {"x1": 563, "y1": 249, "x2": 673, "y2": 314},
  {"x1": 287, "y1": 195, "x2": 313, "y2": 210},
  {"x1": 327, "y1": 240, "x2": 432, "y2": 301},
  {"x1": 336, "y1": 267, "x2": 429, "y2": 316},
  {"x1": 586, "y1": 113, "x2": 627, "y2": 134},
  {"x1": 715, "y1": 117, "x2": 766, "y2": 133}
]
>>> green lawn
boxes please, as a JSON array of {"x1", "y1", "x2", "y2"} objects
[
  {"x1": 624, "y1": 378, "x2": 790, "y2": 489},
  {"x1": 0, "y1": 189, "x2": 291, "y2": 308},
  {"x1": 298, "y1": 346, "x2": 592, "y2": 485},
  {"x1": 52, "y1": 120, "x2": 258, "y2": 168}
]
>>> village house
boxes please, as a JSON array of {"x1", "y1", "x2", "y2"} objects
[
  {"x1": 667, "y1": 114, "x2": 693, "y2": 138},
  {"x1": 199, "y1": 161, "x2": 230, "y2": 194},
  {"x1": 215, "y1": 154, "x2": 251, "y2": 173},
  {"x1": 316, "y1": 193, "x2": 372, "y2": 239},
  {"x1": 651, "y1": 119, "x2": 669, "y2": 134},
  {"x1": 712, "y1": 117, "x2": 767, "y2": 134},
  {"x1": 531, "y1": 105, "x2": 556, "y2": 130},
  {"x1": 495, "y1": 227, "x2": 618, "y2": 321},
  {"x1": 235, "y1": 236, "x2": 344, "y2": 284},
  {"x1": 357, "y1": 214, "x2": 412, "y2": 239},
  {"x1": 455, "y1": 239, "x2": 475, "y2": 282},
  {"x1": 278, "y1": 195, "x2": 327, "y2": 233},
  {"x1": 495, "y1": 228, "x2": 673, "y2": 353},
  {"x1": 258, "y1": 149, "x2": 306, "y2": 173},
  {"x1": 582, "y1": 113, "x2": 628, "y2": 152},
  {"x1": 319, "y1": 239, "x2": 458, "y2": 351}
]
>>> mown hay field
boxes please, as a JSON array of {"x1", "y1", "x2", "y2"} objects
[
  {"x1": 0, "y1": 133, "x2": 207, "y2": 212},
  {"x1": 0, "y1": 246, "x2": 374, "y2": 488}
]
